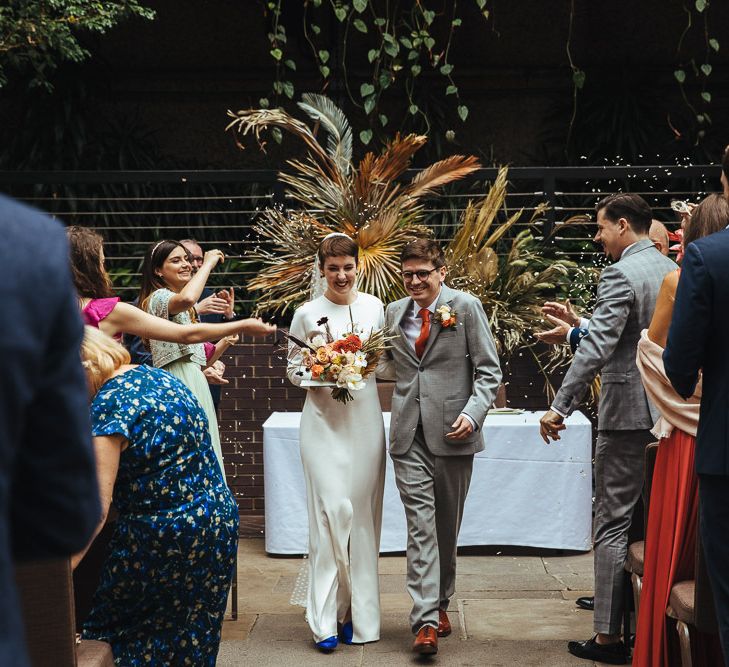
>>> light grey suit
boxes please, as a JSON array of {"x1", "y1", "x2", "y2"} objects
[
  {"x1": 380, "y1": 284, "x2": 502, "y2": 632},
  {"x1": 552, "y1": 239, "x2": 677, "y2": 634}
]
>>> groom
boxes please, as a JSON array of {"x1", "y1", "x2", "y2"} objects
[{"x1": 380, "y1": 238, "x2": 502, "y2": 655}]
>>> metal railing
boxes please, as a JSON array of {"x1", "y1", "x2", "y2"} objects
[{"x1": 0, "y1": 164, "x2": 721, "y2": 316}]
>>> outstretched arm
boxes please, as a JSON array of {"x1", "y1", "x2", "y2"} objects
[
  {"x1": 102, "y1": 301, "x2": 274, "y2": 342},
  {"x1": 664, "y1": 244, "x2": 710, "y2": 398}
]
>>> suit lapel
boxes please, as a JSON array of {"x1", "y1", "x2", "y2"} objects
[{"x1": 420, "y1": 285, "x2": 453, "y2": 362}]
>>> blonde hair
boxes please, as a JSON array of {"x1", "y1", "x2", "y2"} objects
[{"x1": 81, "y1": 326, "x2": 131, "y2": 395}]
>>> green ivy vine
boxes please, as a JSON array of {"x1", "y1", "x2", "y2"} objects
[
  {"x1": 260, "y1": 0, "x2": 491, "y2": 145},
  {"x1": 673, "y1": 0, "x2": 719, "y2": 141}
]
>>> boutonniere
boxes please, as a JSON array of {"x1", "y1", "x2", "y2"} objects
[{"x1": 434, "y1": 304, "x2": 457, "y2": 327}]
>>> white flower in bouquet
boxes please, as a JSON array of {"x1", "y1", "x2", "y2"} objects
[
  {"x1": 310, "y1": 333, "x2": 327, "y2": 348},
  {"x1": 353, "y1": 351, "x2": 368, "y2": 369},
  {"x1": 336, "y1": 367, "x2": 364, "y2": 391},
  {"x1": 345, "y1": 371, "x2": 364, "y2": 391}
]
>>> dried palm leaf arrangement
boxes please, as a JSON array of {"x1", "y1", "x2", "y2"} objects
[{"x1": 226, "y1": 93, "x2": 480, "y2": 313}]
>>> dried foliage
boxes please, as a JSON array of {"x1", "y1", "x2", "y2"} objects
[
  {"x1": 226, "y1": 93, "x2": 480, "y2": 314},
  {"x1": 444, "y1": 167, "x2": 600, "y2": 402}
]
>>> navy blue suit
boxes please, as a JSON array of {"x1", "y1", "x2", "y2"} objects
[
  {"x1": 0, "y1": 195, "x2": 100, "y2": 666},
  {"x1": 664, "y1": 228, "x2": 729, "y2": 662}
]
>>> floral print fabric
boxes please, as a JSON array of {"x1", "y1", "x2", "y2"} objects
[{"x1": 82, "y1": 365, "x2": 238, "y2": 666}]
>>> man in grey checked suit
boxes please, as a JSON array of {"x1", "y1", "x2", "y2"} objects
[
  {"x1": 379, "y1": 239, "x2": 502, "y2": 655},
  {"x1": 540, "y1": 193, "x2": 677, "y2": 664}
]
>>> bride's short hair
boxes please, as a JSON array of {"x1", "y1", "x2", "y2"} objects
[{"x1": 317, "y1": 235, "x2": 359, "y2": 266}]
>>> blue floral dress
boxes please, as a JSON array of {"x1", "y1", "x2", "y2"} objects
[{"x1": 82, "y1": 365, "x2": 238, "y2": 666}]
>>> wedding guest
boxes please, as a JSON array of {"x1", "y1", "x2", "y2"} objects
[
  {"x1": 74, "y1": 326, "x2": 237, "y2": 666},
  {"x1": 286, "y1": 234, "x2": 386, "y2": 651},
  {"x1": 378, "y1": 239, "x2": 502, "y2": 656},
  {"x1": 633, "y1": 194, "x2": 728, "y2": 667},
  {"x1": 125, "y1": 238, "x2": 233, "y2": 408},
  {"x1": 180, "y1": 238, "x2": 235, "y2": 409},
  {"x1": 664, "y1": 196, "x2": 729, "y2": 666},
  {"x1": 138, "y1": 240, "x2": 275, "y2": 476},
  {"x1": 649, "y1": 220, "x2": 670, "y2": 256},
  {"x1": 67, "y1": 226, "x2": 263, "y2": 347},
  {"x1": 1, "y1": 196, "x2": 100, "y2": 667},
  {"x1": 536, "y1": 220, "x2": 670, "y2": 352},
  {"x1": 722, "y1": 144, "x2": 729, "y2": 199},
  {"x1": 540, "y1": 194, "x2": 677, "y2": 665}
]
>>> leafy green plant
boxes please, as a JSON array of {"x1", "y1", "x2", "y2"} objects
[
  {"x1": 444, "y1": 167, "x2": 600, "y2": 400},
  {"x1": 259, "y1": 0, "x2": 491, "y2": 145},
  {"x1": 0, "y1": 0, "x2": 154, "y2": 90}
]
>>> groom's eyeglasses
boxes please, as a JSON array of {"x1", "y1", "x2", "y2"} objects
[{"x1": 401, "y1": 268, "x2": 437, "y2": 281}]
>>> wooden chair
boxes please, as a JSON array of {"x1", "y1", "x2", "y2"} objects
[
  {"x1": 623, "y1": 441, "x2": 659, "y2": 654},
  {"x1": 665, "y1": 515, "x2": 719, "y2": 667},
  {"x1": 14, "y1": 558, "x2": 113, "y2": 667}
]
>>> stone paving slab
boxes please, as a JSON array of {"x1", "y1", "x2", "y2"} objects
[
  {"x1": 542, "y1": 553, "x2": 594, "y2": 575},
  {"x1": 455, "y1": 590, "x2": 565, "y2": 600},
  {"x1": 452, "y1": 556, "x2": 547, "y2": 575},
  {"x1": 222, "y1": 540, "x2": 602, "y2": 666},
  {"x1": 460, "y1": 598, "x2": 595, "y2": 641},
  {"x1": 219, "y1": 613, "x2": 363, "y2": 666},
  {"x1": 549, "y1": 573, "x2": 596, "y2": 591},
  {"x1": 454, "y1": 573, "x2": 566, "y2": 591}
]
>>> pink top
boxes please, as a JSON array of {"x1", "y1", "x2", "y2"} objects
[
  {"x1": 82, "y1": 297, "x2": 121, "y2": 340},
  {"x1": 203, "y1": 342, "x2": 215, "y2": 362}
]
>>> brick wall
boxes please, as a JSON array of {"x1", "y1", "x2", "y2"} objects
[{"x1": 219, "y1": 336, "x2": 587, "y2": 536}]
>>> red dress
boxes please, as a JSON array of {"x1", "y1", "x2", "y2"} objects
[
  {"x1": 633, "y1": 430, "x2": 724, "y2": 666},
  {"x1": 633, "y1": 428, "x2": 698, "y2": 667}
]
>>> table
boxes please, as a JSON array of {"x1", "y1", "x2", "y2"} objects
[{"x1": 263, "y1": 410, "x2": 593, "y2": 554}]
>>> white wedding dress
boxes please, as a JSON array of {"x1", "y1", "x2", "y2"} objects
[{"x1": 287, "y1": 292, "x2": 386, "y2": 644}]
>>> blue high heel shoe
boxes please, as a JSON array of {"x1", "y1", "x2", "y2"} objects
[
  {"x1": 338, "y1": 621, "x2": 354, "y2": 645},
  {"x1": 315, "y1": 636, "x2": 338, "y2": 652}
]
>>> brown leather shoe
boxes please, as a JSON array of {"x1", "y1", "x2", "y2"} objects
[
  {"x1": 438, "y1": 609, "x2": 452, "y2": 637},
  {"x1": 412, "y1": 625, "x2": 438, "y2": 655}
]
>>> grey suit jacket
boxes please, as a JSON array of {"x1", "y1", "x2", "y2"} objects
[
  {"x1": 381, "y1": 285, "x2": 502, "y2": 456},
  {"x1": 552, "y1": 239, "x2": 677, "y2": 430}
]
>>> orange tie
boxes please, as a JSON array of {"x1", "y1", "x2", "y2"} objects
[{"x1": 415, "y1": 308, "x2": 431, "y2": 358}]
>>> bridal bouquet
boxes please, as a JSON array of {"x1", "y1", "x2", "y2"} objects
[{"x1": 287, "y1": 317, "x2": 390, "y2": 404}]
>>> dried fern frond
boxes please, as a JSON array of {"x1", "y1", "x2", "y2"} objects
[
  {"x1": 402, "y1": 154, "x2": 481, "y2": 201},
  {"x1": 297, "y1": 93, "x2": 353, "y2": 175},
  {"x1": 443, "y1": 167, "x2": 599, "y2": 408}
]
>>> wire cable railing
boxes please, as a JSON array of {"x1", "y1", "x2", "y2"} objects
[{"x1": 0, "y1": 165, "x2": 721, "y2": 316}]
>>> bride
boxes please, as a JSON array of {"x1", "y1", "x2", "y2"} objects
[{"x1": 287, "y1": 233, "x2": 386, "y2": 651}]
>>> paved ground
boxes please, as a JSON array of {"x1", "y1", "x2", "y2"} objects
[{"x1": 217, "y1": 539, "x2": 618, "y2": 666}]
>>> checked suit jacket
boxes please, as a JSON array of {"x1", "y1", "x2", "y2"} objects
[
  {"x1": 380, "y1": 284, "x2": 502, "y2": 456},
  {"x1": 552, "y1": 239, "x2": 677, "y2": 430}
]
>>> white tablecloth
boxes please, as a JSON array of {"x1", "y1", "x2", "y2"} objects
[{"x1": 263, "y1": 410, "x2": 593, "y2": 554}]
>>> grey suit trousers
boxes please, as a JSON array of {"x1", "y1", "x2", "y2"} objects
[
  {"x1": 593, "y1": 429, "x2": 654, "y2": 635},
  {"x1": 391, "y1": 426, "x2": 474, "y2": 633}
]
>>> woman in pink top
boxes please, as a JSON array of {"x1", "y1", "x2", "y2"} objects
[{"x1": 67, "y1": 226, "x2": 275, "y2": 346}]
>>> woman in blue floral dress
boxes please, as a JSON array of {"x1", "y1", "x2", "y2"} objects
[{"x1": 74, "y1": 326, "x2": 238, "y2": 666}]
